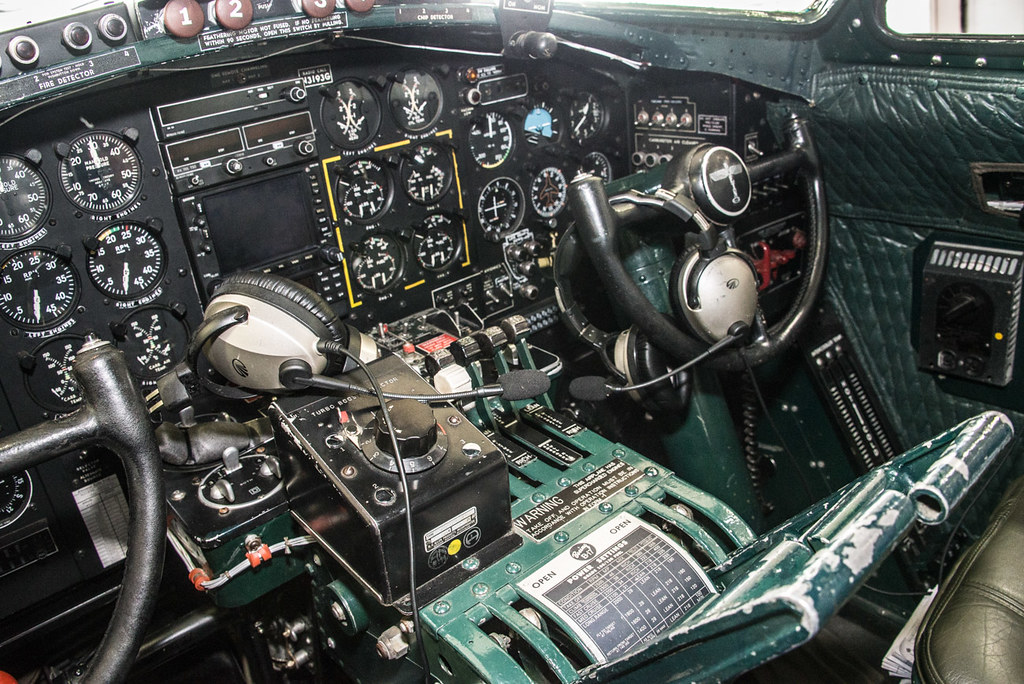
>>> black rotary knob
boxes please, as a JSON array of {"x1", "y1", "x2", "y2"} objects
[{"x1": 374, "y1": 399, "x2": 438, "y2": 460}]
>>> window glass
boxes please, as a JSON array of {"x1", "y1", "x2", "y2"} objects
[{"x1": 887, "y1": 0, "x2": 1024, "y2": 35}]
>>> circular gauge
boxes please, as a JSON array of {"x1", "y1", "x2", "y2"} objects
[
  {"x1": 523, "y1": 101, "x2": 561, "y2": 145},
  {"x1": 468, "y1": 112, "x2": 514, "y2": 169},
  {"x1": 23, "y1": 335, "x2": 84, "y2": 413},
  {"x1": 86, "y1": 222, "x2": 165, "y2": 300},
  {"x1": 400, "y1": 142, "x2": 453, "y2": 205},
  {"x1": 115, "y1": 306, "x2": 189, "y2": 380},
  {"x1": 579, "y1": 151, "x2": 613, "y2": 183},
  {"x1": 477, "y1": 177, "x2": 524, "y2": 241},
  {"x1": 321, "y1": 80, "x2": 382, "y2": 150},
  {"x1": 530, "y1": 167, "x2": 568, "y2": 218},
  {"x1": 338, "y1": 158, "x2": 392, "y2": 223},
  {"x1": 0, "y1": 248, "x2": 79, "y2": 329},
  {"x1": 569, "y1": 93, "x2": 606, "y2": 142},
  {"x1": 416, "y1": 214, "x2": 459, "y2": 271},
  {"x1": 0, "y1": 471, "x2": 32, "y2": 530},
  {"x1": 0, "y1": 155, "x2": 50, "y2": 242},
  {"x1": 352, "y1": 234, "x2": 404, "y2": 292},
  {"x1": 58, "y1": 131, "x2": 143, "y2": 214},
  {"x1": 388, "y1": 70, "x2": 443, "y2": 133}
]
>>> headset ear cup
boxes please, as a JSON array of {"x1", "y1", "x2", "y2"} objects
[
  {"x1": 671, "y1": 247, "x2": 759, "y2": 344},
  {"x1": 612, "y1": 326, "x2": 691, "y2": 416},
  {"x1": 213, "y1": 273, "x2": 348, "y2": 374}
]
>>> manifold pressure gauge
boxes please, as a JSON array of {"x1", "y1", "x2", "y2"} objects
[{"x1": 58, "y1": 131, "x2": 142, "y2": 214}]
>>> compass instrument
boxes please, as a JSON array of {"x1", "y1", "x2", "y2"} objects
[
  {"x1": 0, "y1": 155, "x2": 50, "y2": 242},
  {"x1": 416, "y1": 214, "x2": 459, "y2": 271},
  {"x1": 337, "y1": 158, "x2": 392, "y2": 223},
  {"x1": 477, "y1": 177, "x2": 524, "y2": 241},
  {"x1": 320, "y1": 80, "x2": 381, "y2": 150},
  {"x1": 399, "y1": 142, "x2": 453, "y2": 205},
  {"x1": 468, "y1": 111, "x2": 514, "y2": 169},
  {"x1": 0, "y1": 248, "x2": 79, "y2": 330},
  {"x1": 85, "y1": 222, "x2": 166, "y2": 300},
  {"x1": 21, "y1": 335, "x2": 84, "y2": 413},
  {"x1": 351, "y1": 234, "x2": 404, "y2": 292},
  {"x1": 58, "y1": 131, "x2": 142, "y2": 214},
  {"x1": 388, "y1": 70, "x2": 443, "y2": 133}
]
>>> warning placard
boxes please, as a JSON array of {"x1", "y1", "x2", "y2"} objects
[{"x1": 513, "y1": 460, "x2": 642, "y2": 540}]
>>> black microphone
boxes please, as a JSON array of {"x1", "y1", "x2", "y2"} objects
[
  {"x1": 569, "y1": 322, "x2": 750, "y2": 402},
  {"x1": 280, "y1": 360, "x2": 550, "y2": 403}
]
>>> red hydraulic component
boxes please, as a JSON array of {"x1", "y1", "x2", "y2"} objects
[{"x1": 753, "y1": 239, "x2": 798, "y2": 291}]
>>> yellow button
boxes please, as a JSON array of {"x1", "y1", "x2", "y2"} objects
[
  {"x1": 995, "y1": 332, "x2": 1004, "y2": 341},
  {"x1": 447, "y1": 539, "x2": 462, "y2": 555}
]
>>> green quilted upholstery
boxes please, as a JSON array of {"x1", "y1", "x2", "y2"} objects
[
  {"x1": 803, "y1": 66, "x2": 1024, "y2": 463},
  {"x1": 809, "y1": 66, "x2": 1024, "y2": 236}
]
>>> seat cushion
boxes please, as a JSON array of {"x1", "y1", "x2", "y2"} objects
[{"x1": 916, "y1": 477, "x2": 1024, "y2": 684}]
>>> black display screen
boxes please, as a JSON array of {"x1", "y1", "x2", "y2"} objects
[{"x1": 203, "y1": 172, "x2": 317, "y2": 274}]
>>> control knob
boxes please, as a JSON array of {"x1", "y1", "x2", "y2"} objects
[{"x1": 374, "y1": 399, "x2": 438, "y2": 460}]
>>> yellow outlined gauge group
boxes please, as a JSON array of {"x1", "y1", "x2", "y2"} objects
[{"x1": 320, "y1": 129, "x2": 471, "y2": 310}]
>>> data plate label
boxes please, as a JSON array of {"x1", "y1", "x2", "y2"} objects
[{"x1": 519, "y1": 513, "x2": 715, "y2": 662}]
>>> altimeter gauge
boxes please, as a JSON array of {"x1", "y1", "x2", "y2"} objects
[{"x1": 0, "y1": 471, "x2": 32, "y2": 530}]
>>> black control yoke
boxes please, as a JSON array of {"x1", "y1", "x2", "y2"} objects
[{"x1": 0, "y1": 337, "x2": 164, "y2": 684}]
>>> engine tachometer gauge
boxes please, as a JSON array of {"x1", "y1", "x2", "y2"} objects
[
  {"x1": 338, "y1": 158, "x2": 392, "y2": 223},
  {"x1": 352, "y1": 234, "x2": 404, "y2": 292},
  {"x1": 416, "y1": 214, "x2": 459, "y2": 271},
  {"x1": 58, "y1": 131, "x2": 142, "y2": 214},
  {"x1": 569, "y1": 93, "x2": 606, "y2": 142},
  {"x1": 0, "y1": 471, "x2": 32, "y2": 530},
  {"x1": 113, "y1": 306, "x2": 190, "y2": 381},
  {"x1": 468, "y1": 112, "x2": 514, "y2": 169},
  {"x1": 388, "y1": 70, "x2": 443, "y2": 133},
  {"x1": 321, "y1": 80, "x2": 382, "y2": 150},
  {"x1": 86, "y1": 222, "x2": 165, "y2": 300},
  {"x1": 530, "y1": 167, "x2": 568, "y2": 218},
  {"x1": 0, "y1": 155, "x2": 50, "y2": 242},
  {"x1": 477, "y1": 177, "x2": 524, "y2": 241},
  {"x1": 22, "y1": 334, "x2": 84, "y2": 413},
  {"x1": 0, "y1": 248, "x2": 79, "y2": 329},
  {"x1": 400, "y1": 142, "x2": 453, "y2": 205}
]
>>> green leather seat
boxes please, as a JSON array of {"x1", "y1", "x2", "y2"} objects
[{"x1": 915, "y1": 476, "x2": 1024, "y2": 683}]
